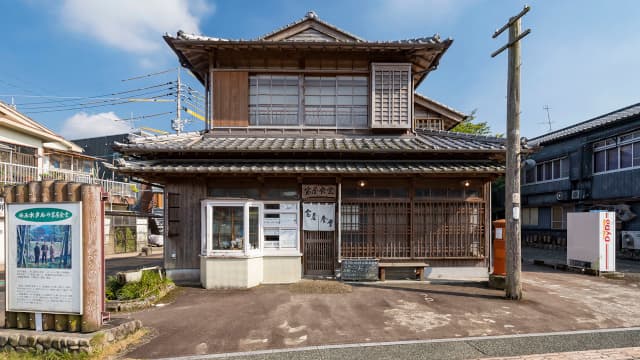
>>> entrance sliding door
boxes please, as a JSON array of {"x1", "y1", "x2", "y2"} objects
[{"x1": 302, "y1": 202, "x2": 336, "y2": 276}]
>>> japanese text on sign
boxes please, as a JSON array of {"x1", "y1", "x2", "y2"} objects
[{"x1": 302, "y1": 185, "x2": 336, "y2": 199}]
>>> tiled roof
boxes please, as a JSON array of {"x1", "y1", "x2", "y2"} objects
[
  {"x1": 172, "y1": 31, "x2": 444, "y2": 46},
  {"x1": 529, "y1": 102, "x2": 640, "y2": 145},
  {"x1": 413, "y1": 92, "x2": 467, "y2": 119},
  {"x1": 115, "y1": 129, "x2": 505, "y2": 154},
  {"x1": 116, "y1": 159, "x2": 504, "y2": 176}
]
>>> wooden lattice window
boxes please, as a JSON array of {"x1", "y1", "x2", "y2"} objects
[
  {"x1": 371, "y1": 63, "x2": 412, "y2": 129},
  {"x1": 415, "y1": 118, "x2": 443, "y2": 131},
  {"x1": 167, "y1": 192, "x2": 181, "y2": 237}
]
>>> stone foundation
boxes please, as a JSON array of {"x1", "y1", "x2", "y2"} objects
[{"x1": 0, "y1": 319, "x2": 142, "y2": 355}]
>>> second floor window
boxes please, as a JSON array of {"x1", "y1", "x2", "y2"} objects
[
  {"x1": 593, "y1": 131, "x2": 640, "y2": 174},
  {"x1": 248, "y1": 74, "x2": 368, "y2": 128},
  {"x1": 523, "y1": 157, "x2": 569, "y2": 184},
  {"x1": 249, "y1": 75, "x2": 299, "y2": 126}
]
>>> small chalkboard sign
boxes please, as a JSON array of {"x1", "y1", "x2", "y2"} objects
[{"x1": 341, "y1": 259, "x2": 379, "y2": 281}]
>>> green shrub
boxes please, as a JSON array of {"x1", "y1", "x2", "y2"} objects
[
  {"x1": 105, "y1": 270, "x2": 172, "y2": 301},
  {"x1": 105, "y1": 276, "x2": 120, "y2": 300}
]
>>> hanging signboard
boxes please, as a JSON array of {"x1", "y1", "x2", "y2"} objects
[
  {"x1": 303, "y1": 203, "x2": 335, "y2": 231},
  {"x1": 302, "y1": 185, "x2": 337, "y2": 200},
  {"x1": 6, "y1": 202, "x2": 83, "y2": 314}
]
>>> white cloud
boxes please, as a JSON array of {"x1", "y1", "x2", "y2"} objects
[
  {"x1": 60, "y1": 0, "x2": 213, "y2": 54},
  {"x1": 60, "y1": 112, "x2": 133, "y2": 139}
]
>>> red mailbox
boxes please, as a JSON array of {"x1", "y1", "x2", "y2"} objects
[{"x1": 492, "y1": 219, "x2": 506, "y2": 276}]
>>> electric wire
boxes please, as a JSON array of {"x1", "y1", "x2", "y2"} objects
[
  {"x1": 19, "y1": 87, "x2": 175, "y2": 111},
  {"x1": 12, "y1": 82, "x2": 175, "y2": 107},
  {"x1": 25, "y1": 93, "x2": 175, "y2": 114}
]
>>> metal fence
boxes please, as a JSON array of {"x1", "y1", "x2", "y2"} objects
[{"x1": 0, "y1": 161, "x2": 137, "y2": 199}]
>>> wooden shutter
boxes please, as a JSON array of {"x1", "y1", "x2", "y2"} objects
[
  {"x1": 370, "y1": 63, "x2": 412, "y2": 129},
  {"x1": 213, "y1": 71, "x2": 249, "y2": 127}
]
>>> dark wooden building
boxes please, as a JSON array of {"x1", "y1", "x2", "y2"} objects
[
  {"x1": 115, "y1": 12, "x2": 506, "y2": 287},
  {"x1": 522, "y1": 103, "x2": 640, "y2": 257}
]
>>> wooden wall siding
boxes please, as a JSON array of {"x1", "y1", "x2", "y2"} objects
[
  {"x1": 287, "y1": 28, "x2": 336, "y2": 42},
  {"x1": 164, "y1": 181, "x2": 206, "y2": 269},
  {"x1": 341, "y1": 199, "x2": 485, "y2": 260},
  {"x1": 213, "y1": 71, "x2": 249, "y2": 127},
  {"x1": 303, "y1": 230, "x2": 334, "y2": 275}
]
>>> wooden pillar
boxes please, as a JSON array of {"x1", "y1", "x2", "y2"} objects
[
  {"x1": 40, "y1": 178, "x2": 55, "y2": 341},
  {"x1": 53, "y1": 181, "x2": 69, "y2": 331},
  {"x1": 3, "y1": 186, "x2": 16, "y2": 329},
  {"x1": 80, "y1": 184, "x2": 103, "y2": 333},
  {"x1": 66, "y1": 183, "x2": 83, "y2": 332}
]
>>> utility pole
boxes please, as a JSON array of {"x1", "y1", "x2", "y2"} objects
[
  {"x1": 172, "y1": 67, "x2": 183, "y2": 134},
  {"x1": 492, "y1": 5, "x2": 531, "y2": 300}
]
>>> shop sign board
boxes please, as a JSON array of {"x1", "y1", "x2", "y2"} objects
[
  {"x1": 5, "y1": 202, "x2": 83, "y2": 314},
  {"x1": 302, "y1": 185, "x2": 336, "y2": 199}
]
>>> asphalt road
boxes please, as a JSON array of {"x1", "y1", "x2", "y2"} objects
[
  {"x1": 155, "y1": 327, "x2": 640, "y2": 360},
  {"x1": 105, "y1": 252, "x2": 163, "y2": 277}
]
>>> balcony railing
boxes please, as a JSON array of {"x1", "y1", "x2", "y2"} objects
[
  {"x1": 0, "y1": 161, "x2": 137, "y2": 199},
  {"x1": 0, "y1": 162, "x2": 39, "y2": 185}
]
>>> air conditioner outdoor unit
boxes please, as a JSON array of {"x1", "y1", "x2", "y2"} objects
[
  {"x1": 571, "y1": 190, "x2": 584, "y2": 200},
  {"x1": 621, "y1": 231, "x2": 640, "y2": 250},
  {"x1": 556, "y1": 191, "x2": 569, "y2": 201}
]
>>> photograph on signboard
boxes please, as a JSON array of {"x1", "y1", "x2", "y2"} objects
[{"x1": 16, "y1": 224, "x2": 71, "y2": 269}]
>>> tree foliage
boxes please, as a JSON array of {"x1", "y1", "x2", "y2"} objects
[{"x1": 451, "y1": 109, "x2": 502, "y2": 137}]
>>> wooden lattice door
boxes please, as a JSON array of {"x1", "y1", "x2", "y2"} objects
[{"x1": 303, "y1": 230, "x2": 335, "y2": 276}]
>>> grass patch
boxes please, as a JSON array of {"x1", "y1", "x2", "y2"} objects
[
  {"x1": 92, "y1": 328, "x2": 148, "y2": 359},
  {"x1": 106, "y1": 270, "x2": 173, "y2": 301},
  {"x1": 289, "y1": 280, "x2": 352, "y2": 294}
]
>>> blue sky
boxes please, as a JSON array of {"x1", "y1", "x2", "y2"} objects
[{"x1": 1, "y1": 0, "x2": 639, "y2": 140}]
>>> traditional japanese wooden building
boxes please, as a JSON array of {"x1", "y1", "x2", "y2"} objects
[{"x1": 115, "y1": 12, "x2": 506, "y2": 288}]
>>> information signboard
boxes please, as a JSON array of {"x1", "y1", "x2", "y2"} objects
[{"x1": 5, "y1": 202, "x2": 83, "y2": 314}]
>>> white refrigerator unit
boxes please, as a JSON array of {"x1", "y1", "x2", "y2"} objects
[{"x1": 567, "y1": 211, "x2": 616, "y2": 272}]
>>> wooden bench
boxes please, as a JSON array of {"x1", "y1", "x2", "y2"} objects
[{"x1": 378, "y1": 262, "x2": 429, "y2": 281}]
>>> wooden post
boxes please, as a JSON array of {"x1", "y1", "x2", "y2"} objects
[
  {"x1": 67, "y1": 183, "x2": 83, "y2": 332},
  {"x1": 41, "y1": 179, "x2": 56, "y2": 329},
  {"x1": 13, "y1": 184, "x2": 29, "y2": 329},
  {"x1": 53, "y1": 181, "x2": 69, "y2": 331},
  {"x1": 491, "y1": 6, "x2": 530, "y2": 301},
  {"x1": 504, "y1": 17, "x2": 523, "y2": 300},
  {"x1": 80, "y1": 184, "x2": 103, "y2": 333},
  {"x1": 3, "y1": 186, "x2": 16, "y2": 329}
]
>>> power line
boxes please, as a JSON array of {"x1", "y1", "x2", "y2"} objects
[
  {"x1": 113, "y1": 111, "x2": 175, "y2": 122},
  {"x1": 24, "y1": 93, "x2": 175, "y2": 114},
  {"x1": 121, "y1": 68, "x2": 177, "y2": 82},
  {"x1": 9, "y1": 82, "x2": 174, "y2": 106},
  {"x1": 18, "y1": 87, "x2": 175, "y2": 111}
]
